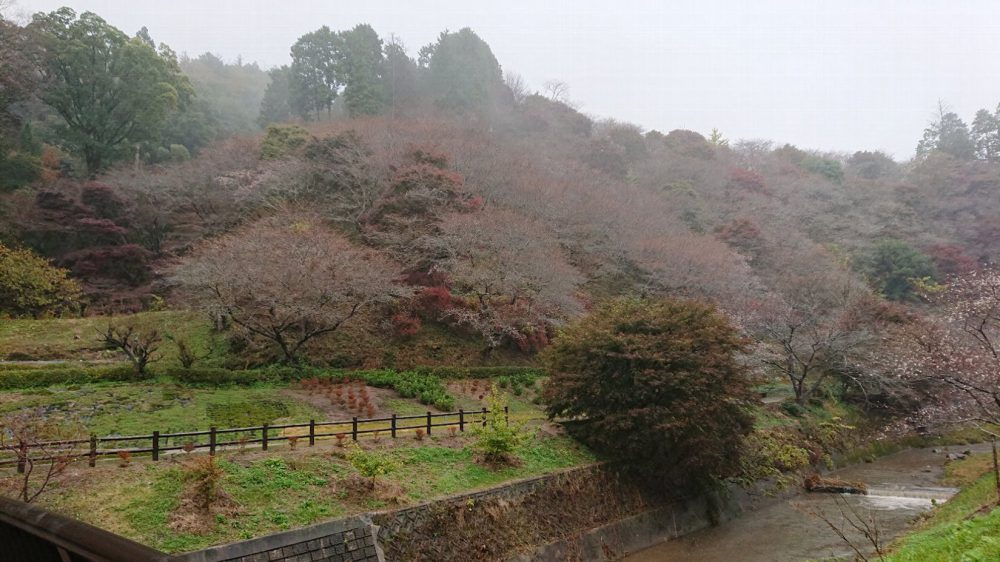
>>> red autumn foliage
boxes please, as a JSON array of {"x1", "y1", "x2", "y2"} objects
[
  {"x1": 59, "y1": 244, "x2": 153, "y2": 286},
  {"x1": 75, "y1": 217, "x2": 127, "y2": 239},
  {"x1": 389, "y1": 164, "x2": 464, "y2": 199},
  {"x1": 514, "y1": 327, "x2": 550, "y2": 353},
  {"x1": 414, "y1": 285, "x2": 452, "y2": 315},
  {"x1": 728, "y1": 168, "x2": 767, "y2": 192},
  {"x1": 403, "y1": 270, "x2": 449, "y2": 287},
  {"x1": 462, "y1": 196, "x2": 484, "y2": 211},
  {"x1": 408, "y1": 147, "x2": 450, "y2": 169},
  {"x1": 81, "y1": 182, "x2": 126, "y2": 219},
  {"x1": 391, "y1": 313, "x2": 422, "y2": 337},
  {"x1": 715, "y1": 218, "x2": 766, "y2": 262},
  {"x1": 925, "y1": 243, "x2": 978, "y2": 277}
]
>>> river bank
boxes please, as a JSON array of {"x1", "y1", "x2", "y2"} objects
[{"x1": 624, "y1": 444, "x2": 987, "y2": 562}]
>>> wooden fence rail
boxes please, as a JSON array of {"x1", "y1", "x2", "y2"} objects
[{"x1": 0, "y1": 407, "x2": 509, "y2": 472}]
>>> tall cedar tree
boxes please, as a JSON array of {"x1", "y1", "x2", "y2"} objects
[{"x1": 542, "y1": 298, "x2": 756, "y2": 489}]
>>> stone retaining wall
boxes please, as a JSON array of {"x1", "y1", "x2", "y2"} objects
[
  {"x1": 373, "y1": 465, "x2": 609, "y2": 545},
  {"x1": 175, "y1": 515, "x2": 380, "y2": 562},
  {"x1": 179, "y1": 465, "x2": 788, "y2": 562}
]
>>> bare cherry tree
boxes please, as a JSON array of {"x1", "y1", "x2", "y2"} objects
[
  {"x1": 883, "y1": 268, "x2": 1000, "y2": 500},
  {"x1": 887, "y1": 269, "x2": 1000, "y2": 425},
  {"x1": 0, "y1": 409, "x2": 84, "y2": 503},
  {"x1": 428, "y1": 209, "x2": 583, "y2": 349},
  {"x1": 753, "y1": 269, "x2": 875, "y2": 404},
  {"x1": 173, "y1": 210, "x2": 407, "y2": 363},
  {"x1": 626, "y1": 233, "x2": 759, "y2": 309}
]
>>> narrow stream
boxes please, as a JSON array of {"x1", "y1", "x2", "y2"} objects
[{"x1": 624, "y1": 446, "x2": 983, "y2": 562}]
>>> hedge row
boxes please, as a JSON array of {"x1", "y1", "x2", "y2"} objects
[
  {"x1": 0, "y1": 364, "x2": 136, "y2": 389},
  {"x1": 161, "y1": 365, "x2": 545, "y2": 385},
  {"x1": 409, "y1": 366, "x2": 545, "y2": 379},
  {"x1": 0, "y1": 364, "x2": 544, "y2": 401}
]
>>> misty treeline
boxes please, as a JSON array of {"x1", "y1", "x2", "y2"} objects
[
  {"x1": 4, "y1": 6, "x2": 1000, "y2": 424},
  {"x1": 0, "y1": 8, "x2": 511, "y2": 180}
]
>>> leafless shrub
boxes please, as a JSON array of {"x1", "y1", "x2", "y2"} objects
[
  {"x1": 793, "y1": 495, "x2": 886, "y2": 561},
  {"x1": 97, "y1": 322, "x2": 161, "y2": 375},
  {"x1": 0, "y1": 410, "x2": 84, "y2": 503}
]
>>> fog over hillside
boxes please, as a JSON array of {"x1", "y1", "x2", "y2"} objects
[
  {"x1": 5, "y1": 4, "x2": 1000, "y2": 560},
  {"x1": 11, "y1": 0, "x2": 1000, "y2": 157}
]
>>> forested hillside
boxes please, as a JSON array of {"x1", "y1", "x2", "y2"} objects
[
  {"x1": 10, "y1": 6, "x2": 1000, "y2": 558},
  {"x1": 3, "y1": 7, "x2": 1000, "y2": 395}
]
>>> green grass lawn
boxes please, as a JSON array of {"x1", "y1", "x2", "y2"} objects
[
  {"x1": 0, "y1": 381, "x2": 319, "y2": 437},
  {"x1": 0, "y1": 376, "x2": 549, "y2": 438},
  {"x1": 0, "y1": 311, "x2": 223, "y2": 366},
  {"x1": 0, "y1": 372, "x2": 592, "y2": 553},
  {"x1": 885, "y1": 453, "x2": 1000, "y2": 561},
  {"x1": 32, "y1": 431, "x2": 593, "y2": 553},
  {"x1": 0, "y1": 310, "x2": 534, "y2": 369},
  {"x1": 0, "y1": 361, "x2": 588, "y2": 551}
]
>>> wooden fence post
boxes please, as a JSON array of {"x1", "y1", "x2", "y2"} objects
[
  {"x1": 390, "y1": 414, "x2": 397, "y2": 438},
  {"x1": 481, "y1": 407, "x2": 487, "y2": 427},
  {"x1": 352, "y1": 417, "x2": 358, "y2": 441},
  {"x1": 504, "y1": 406, "x2": 509, "y2": 425},
  {"x1": 309, "y1": 420, "x2": 315, "y2": 447},
  {"x1": 262, "y1": 423, "x2": 269, "y2": 451},
  {"x1": 426, "y1": 412, "x2": 432, "y2": 436},
  {"x1": 459, "y1": 409, "x2": 465, "y2": 432},
  {"x1": 209, "y1": 427, "x2": 216, "y2": 456},
  {"x1": 16, "y1": 441, "x2": 26, "y2": 474},
  {"x1": 152, "y1": 431, "x2": 159, "y2": 462},
  {"x1": 89, "y1": 434, "x2": 97, "y2": 467}
]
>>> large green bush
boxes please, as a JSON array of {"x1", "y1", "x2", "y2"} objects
[
  {"x1": 259, "y1": 124, "x2": 309, "y2": 159},
  {"x1": 0, "y1": 151, "x2": 42, "y2": 191},
  {"x1": 542, "y1": 297, "x2": 757, "y2": 489},
  {"x1": 858, "y1": 239, "x2": 937, "y2": 301},
  {"x1": 0, "y1": 243, "x2": 81, "y2": 318}
]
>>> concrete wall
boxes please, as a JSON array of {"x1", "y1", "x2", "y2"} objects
[
  {"x1": 179, "y1": 466, "x2": 789, "y2": 562},
  {"x1": 372, "y1": 466, "x2": 614, "y2": 545},
  {"x1": 175, "y1": 515, "x2": 380, "y2": 562}
]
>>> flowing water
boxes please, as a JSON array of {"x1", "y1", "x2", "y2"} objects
[{"x1": 624, "y1": 446, "x2": 982, "y2": 562}]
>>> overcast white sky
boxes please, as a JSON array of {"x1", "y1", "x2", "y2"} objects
[{"x1": 10, "y1": 0, "x2": 1000, "y2": 159}]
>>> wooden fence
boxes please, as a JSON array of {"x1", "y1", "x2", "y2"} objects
[{"x1": 0, "y1": 407, "x2": 507, "y2": 473}]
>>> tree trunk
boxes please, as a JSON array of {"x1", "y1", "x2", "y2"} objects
[
  {"x1": 85, "y1": 148, "x2": 102, "y2": 178},
  {"x1": 993, "y1": 437, "x2": 1000, "y2": 506}
]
